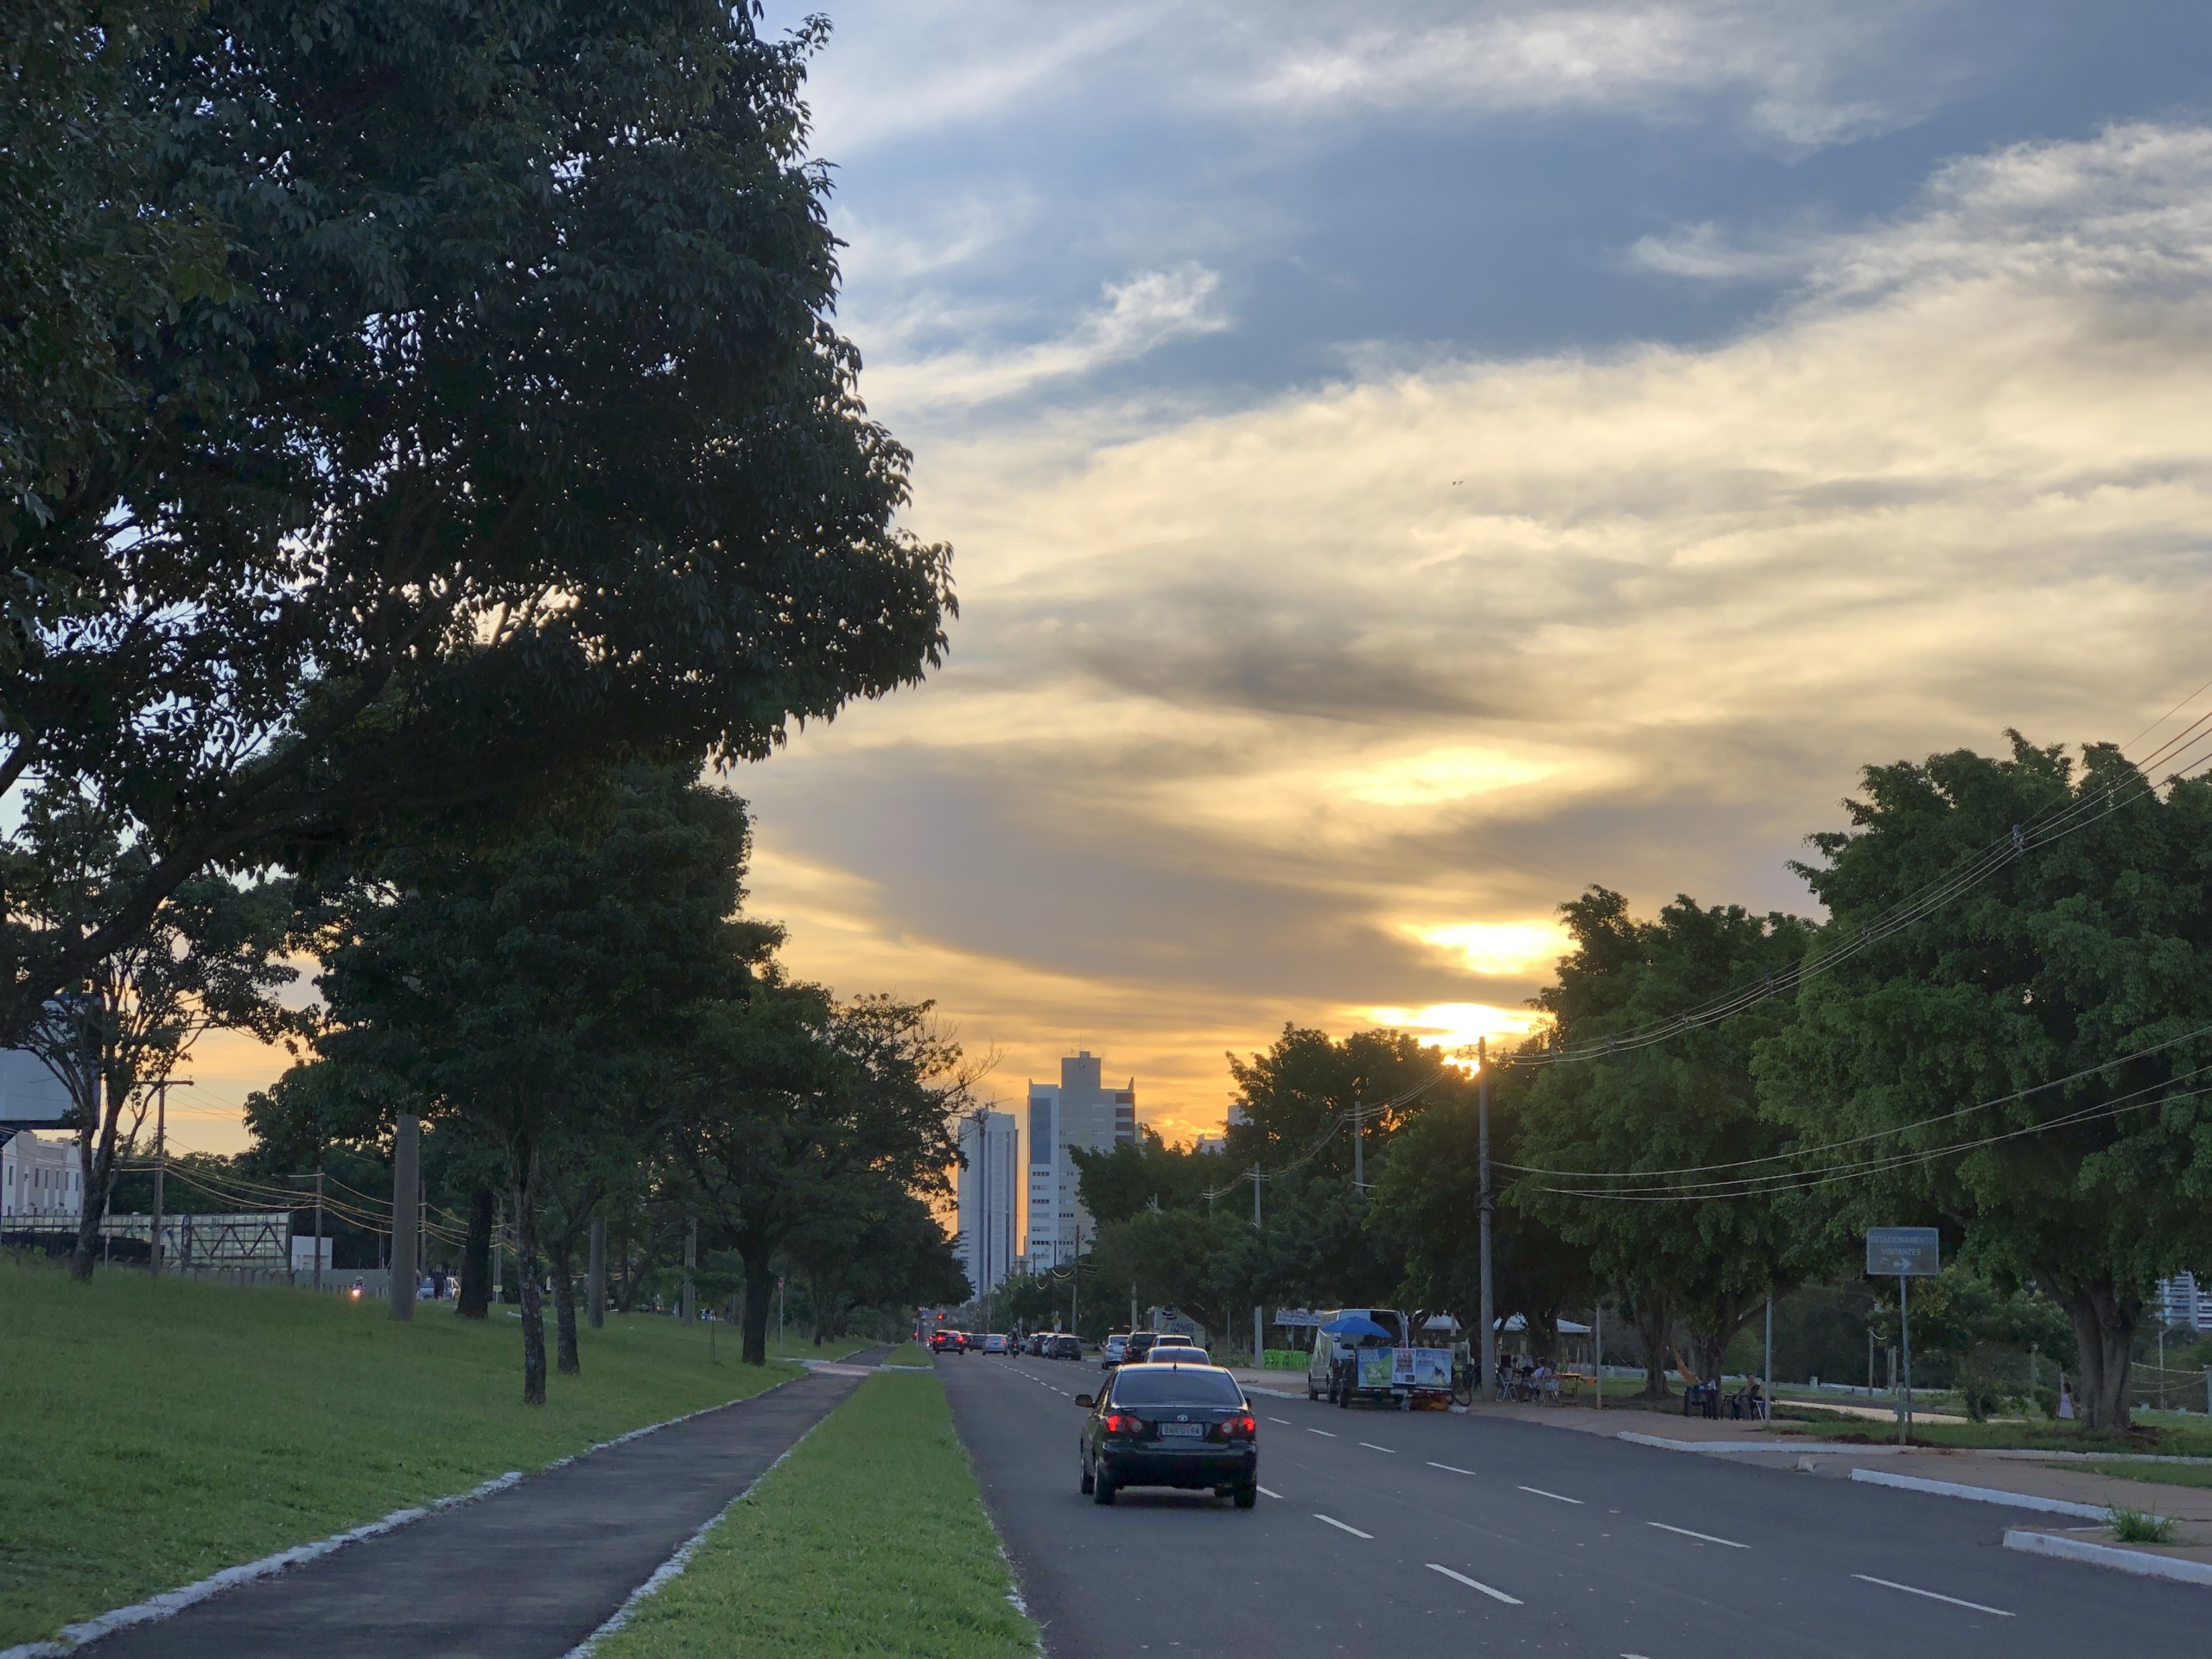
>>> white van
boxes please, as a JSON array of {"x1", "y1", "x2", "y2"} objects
[{"x1": 1305, "y1": 1308, "x2": 1409, "y2": 1406}]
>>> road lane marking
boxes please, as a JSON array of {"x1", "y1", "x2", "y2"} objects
[
  {"x1": 1852, "y1": 1574, "x2": 2013, "y2": 1617},
  {"x1": 1648, "y1": 1522, "x2": 1748, "y2": 1549},
  {"x1": 1359, "y1": 1442, "x2": 1396, "y2": 1453},
  {"x1": 1313, "y1": 1514, "x2": 1373, "y2": 1539},
  {"x1": 1308, "y1": 1428, "x2": 1338, "y2": 1437},
  {"x1": 1518, "y1": 1485, "x2": 1581, "y2": 1504},
  {"x1": 1257, "y1": 1486, "x2": 1283, "y2": 1499},
  {"x1": 1428, "y1": 1461, "x2": 1476, "y2": 1476},
  {"x1": 1268, "y1": 1416, "x2": 1293, "y2": 1424},
  {"x1": 1427, "y1": 1563, "x2": 1522, "y2": 1605}
]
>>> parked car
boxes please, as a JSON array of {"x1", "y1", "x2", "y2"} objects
[
  {"x1": 1077, "y1": 1363, "x2": 1257, "y2": 1508},
  {"x1": 1050, "y1": 1334, "x2": 1082, "y2": 1360}
]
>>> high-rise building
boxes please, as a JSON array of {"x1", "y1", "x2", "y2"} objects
[
  {"x1": 1024, "y1": 1052, "x2": 1137, "y2": 1268},
  {"x1": 956, "y1": 1109, "x2": 1019, "y2": 1299}
]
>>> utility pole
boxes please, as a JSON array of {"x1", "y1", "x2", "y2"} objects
[
  {"x1": 492, "y1": 1193, "x2": 505, "y2": 1305},
  {"x1": 1896, "y1": 1274, "x2": 1912, "y2": 1444},
  {"x1": 587, "y1": 1215, "x2": 607, "y2": 1329},
  {"x1": 1071, "y1": 1222, "x2": 1082, "y2": 1335},
  {"x1": 1352, "y1": 1098, "x2": 1363, "y2": 1192},
  {"x1": 1250, "y1": 1162, "x2": 1262, "y2": 1229},
  {"x1": 148, "y1": 1078, "x2": 181, "y2": 1278},
  {"x1": 313, "y1": 1169, "x2": 325, "y2": 1291},
  {"x1": 1478, "y1": 1038, "x2": 1495, "y2": 1399},
  {"x1": 1592, "y1": 1297, "x2": 1603, "y2": 1411},
  {"x1": 778, "y1": 1274, "x2": 786, "y2": 1346},
  {"x1": 390, "y1": 1114, "x2": 419, "y2": 1321},
  {"x1": 1764, "y1": 1297, "x2": 1774, "y2": 1421},
  {"x1": 1254, "y1": 1306, "x2": 1264, "y2": 1369}
]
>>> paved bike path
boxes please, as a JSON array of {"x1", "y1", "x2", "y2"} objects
[{"x1": 89, "y1": 1350, "x2": 888, "y2": 1659}]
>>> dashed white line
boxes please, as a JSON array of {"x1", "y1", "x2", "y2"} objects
[
  {"x1": 1427, "y1": 1461, "x2": 1476, "y2": 1476},
  {"x1": 1257, "y1": 1485, "x2": 1283, "y2": 1500},
  {"x1": 1648, "y1": 1522, "x2": 1748, "y2": 1549},
  {"x1": 1518, "y1": 1484, "x2": 1582, "y2": 1504},
  {"x1": 1358, "y1": 1442, "x2": 1396, "y2": 1453},
  {"x1": 1427, "y1": 1563, "x2": 1522, "y2": 1605},
  {"x1": 1852, "y1": 1574, "x2": 2013, "y2": 1617},
  {"x1": 1307, "y1": 1428, "x2": 1338, "y2": 1438},
  {"x1": 1313, "y1": 1514, "x2": 1373, "y2": 1539},
  {"x1": 1268, "y1": 1416, "x2": 1293, "y2": 1424}
]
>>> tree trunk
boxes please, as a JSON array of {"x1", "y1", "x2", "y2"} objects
[
  {"x1": 1630, "y1": 1285, "x2": 1673, "y2": 1399},
  {"x1": 514, "y1": 1155, "x2": 547, "y2": 1407},
  {"x1": 457, "y1": 1187, "x2": 493, "y2": 1319},
  {"x1": 741, "y1": 1250, "x2": 775, "y2": 1366},
  {"x1": 2049, "y1": 1267, "x2": 2140, "y2": 1430},
  {"x1": 552, "y1": 1239, "x2": 582, "y2": 1376},
  {"x1": 68, "y1": 1090, "x2": 125, "y2": 1281}
]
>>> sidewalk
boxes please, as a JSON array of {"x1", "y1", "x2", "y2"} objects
[{"x1": 79, "y1": 1352, "x2": 888, "y2": 1659}]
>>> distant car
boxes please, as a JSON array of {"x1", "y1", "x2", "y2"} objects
[
  {"x1": 1151, "y1": 1333, "x2": 1195, "y2": 1351},
  {"x1": 982, "y1": 1333, "x2": 1011, "y2": 1354},
  {"x1": 1159, "y1": 1347, "x2": 1210, "y2": 1366},
  {"x1": 928, "y1": 1329, "x2": 958, "y2": 1354},
  {"x1": 1050, "y1": 1334, "x2": 1082, "y2": 1360},
  {"x1": 1077, "y1": 1363, "x2": 1257, "y2": 1509},
  {"x1": 1124, "y1": 1332, "x2": 1160, "y2": 1365},
  {"x1": 1102, "y1": 1333, "x2": 1128, "y2": 1369}
]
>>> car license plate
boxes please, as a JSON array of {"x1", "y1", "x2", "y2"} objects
[{"x1": 1158, "y1": 1423, "x2": 1205, "y2": 1438}]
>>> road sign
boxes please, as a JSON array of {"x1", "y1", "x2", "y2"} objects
[{"x1": 1866, "y1": 1227, "x2": 1940, "y2": 1277}]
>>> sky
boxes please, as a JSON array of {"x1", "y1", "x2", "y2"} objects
[{"x1": 179, "y1": 0, "x2": 2212, "y2": 1154}]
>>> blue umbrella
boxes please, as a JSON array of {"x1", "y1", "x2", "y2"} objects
[{"x1": 1320, "y1": 1314, "x2": 1393, "y2": 1340}]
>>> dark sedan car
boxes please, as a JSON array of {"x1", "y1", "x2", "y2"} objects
[
  {"x1": 1076, "y1": 1363, "x2": 1257, "y2": 1508},
  {"x1": 1049, "y1": 1334, "x2": 1082, "y2": 1360}
]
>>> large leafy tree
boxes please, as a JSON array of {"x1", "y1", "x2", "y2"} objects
[
  {"x1": 1759, "y1": 737, "x2": 2212, "y2": 1428},
  {"x1": 281, "y1": 764, "x2": 757, "y2": 1403},
  {"x1": 1514, "y1": 887, "x2": 1821, "y2": 1394},
  {"x1": 3, "y1": 0, "x2": 952, "y2": 1043},
  {"x1": 674, "y1": 989, "x2": 965, "y2": 1366},
  {"x1": 1, "y1": 780, "x2": 295, "y2": 1279}
]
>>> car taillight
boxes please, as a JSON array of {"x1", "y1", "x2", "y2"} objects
[
  {"x1": 1104, "y1": 1413, "x2": 1145, "y2": 1436},
  {"x1": 1217, "y1": 1413, "x2": 1256, "y2": 1440}
]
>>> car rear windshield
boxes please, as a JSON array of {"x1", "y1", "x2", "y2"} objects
[{"x1": 1110, "y1": 1368, "x2": 1245, "y2": 1407}]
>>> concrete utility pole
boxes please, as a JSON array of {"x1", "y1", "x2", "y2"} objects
[
  {"x1": 492, "y1": 1193, "x2": 504, "y2": 1305},
  {"x1": 1352, "y1": 1099, "x2": 1363, "y2": 1192},
  {"x1": 1896, "y1": 1274, "x2": 1913, "y2": 1443},
  {"x1": 313, "y1": 1169, "x2": 325, "y2": 1291},
  {"x1": 681, "y1": 1217, "x2": 697, "y2": 1323},
  {"x1": 1071, "y1": 1223, "x2": 1082, "y2": 1334},
  {"x1": 1592, "y1": 1298, "x2": 1603, "y2": 1411},
  {"x1": 587, "y1": 1215, "x2": 607, "y2": 1329},
  {"x1": 1254, "y1": 1306, "x2": 1264, "y2": 1367},
  {"x1": 149, "y1": 1081, "x2": 170, "y2": 1278},
  {"x1": 390, "y1": 1115, "x2": 420, "y2": 1321},
  {"x1": 1250, "y1": 1163, "x2": 1262, "y2": 1229},
  {"x1": 1478, "y1": 1038, "x2": 1495, "y2": 1398},
  {"x1": 1764, "y1": 1298, "x2": 1774, "y2": 1421}
]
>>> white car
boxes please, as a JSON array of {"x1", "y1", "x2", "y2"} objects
[
  {"x1": 982, "y1": 1332, "x2": 1011, "y2": 1354},
  {"x1": 1102, "y1": 1333, "x2": 1128, "y2": 1369}
]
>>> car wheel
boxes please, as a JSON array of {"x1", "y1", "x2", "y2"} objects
[
  {"x1": 1338, "y1": 1375, "x2": 1351, "y2": 1408},
  {"x1": 1080, "y1": 1463, "x2": 1094, "y2": 1495},
  {"x1": 1233, "y1": 1482, "x2": 1258, "y2": 1510},
  {"x1": 1306, "y1": 1381, "x2": 1319, "y2": 1401},
  {"x1": 1093, "y1": 1475, "x2": 1116, "y2": 1506}
]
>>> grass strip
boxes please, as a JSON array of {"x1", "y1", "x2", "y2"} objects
[
  {"x1": 2086, "y1": 1460, "x2": 2212, "y2": 1490},
  {"x1": 881, "y1": 1340, "x2": 933, "y2": 1365},
  {"x1": 1773, "y1": 1415, "x2": 2212, "y2": 1456},
  {"x1": 594, "y1": 1370, "x2": 1035, "y2": 1659},
  {"x1": 0, "y1": 1259, "x2": 836, "y2": 1647}
]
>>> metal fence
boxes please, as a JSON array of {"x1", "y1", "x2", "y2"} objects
[{"x1": 3, "y1": 1210, "x2": 291, "y2": 1271}]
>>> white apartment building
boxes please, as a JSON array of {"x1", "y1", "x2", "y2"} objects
[
  {"x1": 1025, "y1": 1052, "x2": 1136, "y2": 1268},
  {"x1": 955, "y1": 1108, "x2": 1019, "y2": 1298},
  {"x1": 2157, "y1": 1272, "x2": 2212, "y2": 1333},
  {"x1": 2, "y1": 1129, "x2": 82, "y2": 1218}
]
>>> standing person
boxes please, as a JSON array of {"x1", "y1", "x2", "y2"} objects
[{"x1": 2057, "y1": 1376, "x2": 2076, "y2": 1421}]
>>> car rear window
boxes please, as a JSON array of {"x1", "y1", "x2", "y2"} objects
[{"x1": 1109, "y1": 1368, "x2": 1245, "y2": 1407}]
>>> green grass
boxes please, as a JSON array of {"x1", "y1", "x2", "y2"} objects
[
  {"x1": 0, "y1": 1258, "x2": 844, "y2": 1647},
  {"x1": 594, "y1": 1370, "x2": 1035, "y2": 1659},
  {"x1": 881, "y1": 1341, "x2": 934, "y2": 1365},
  {"x1": 2108, "y1": 1505, "x2": 2179, "y2": 1544}
]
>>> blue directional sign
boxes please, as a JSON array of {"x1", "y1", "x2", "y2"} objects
[{"x1": 1866, "y1": 1227, "x2": 1941, "y2": 1277}]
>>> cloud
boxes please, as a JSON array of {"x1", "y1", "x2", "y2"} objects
[
  {"x1": 859, "y1": 263, "x2": 1229, "y2": 415},
  {"x1": 742, "y1": 121, "x2": 2212, "y2": 1135}
]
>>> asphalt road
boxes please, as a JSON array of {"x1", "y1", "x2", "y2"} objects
[{"x1": 942, "y1": 1351, "x2": 2203, "y2": 1658}]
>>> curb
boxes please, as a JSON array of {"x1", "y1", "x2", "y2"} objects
[
  {"x1": 1616, "y1": 1432, "x2": 1818, "y2": 1455},
  {"x1": 1, "y1": 1366, "x2": 813, "y2": 1659},
  {"x1": 2003, "y1": 1529, "x2": 2212, "y2": 1586},
  {"x1": 1847, "y1": 1466, "x2": 2118, "y2": 1520}
]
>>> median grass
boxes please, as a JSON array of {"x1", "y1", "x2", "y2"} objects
[
  {"x1": 594, "y1": 1369, "x2": 1035, "y2": 1659},
  {"x1": 882, "y1": 1340, "x2": 933, "y2": 1365},
  {"x1": 1773, "y1": 1414, "x2": 2212, "y2": 1457},
  {"x1": 0, "y1": 1258, "x2": 842, "y2": 1648}
]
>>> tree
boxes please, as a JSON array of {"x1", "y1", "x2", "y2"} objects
[
  {"x1": 1, "y1": 781, "x2": 295, "y2": 1278},
  {"x1": 1070, "y1": 1128, "x2": 1219, "y2": 1225},
  {"x1": 1224, "y1": 1025, "x2": 1449, "y2": 1179},
  {"x1": 1514, "y1": 887, "x2": 1821, "y2": 1395},
  {"x1": 293, "y1": 764, "x2": 756, "y2": 1402},
  {"x1": 3, "y1": 0, "x2": 952, "y2": 1045},
  {"x1": 675, "y1": 988, "x2": 965, "y2": 1366},
  {"x1": 1758, "y1": 736, "x2": 2212, "y2": 1429}
]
